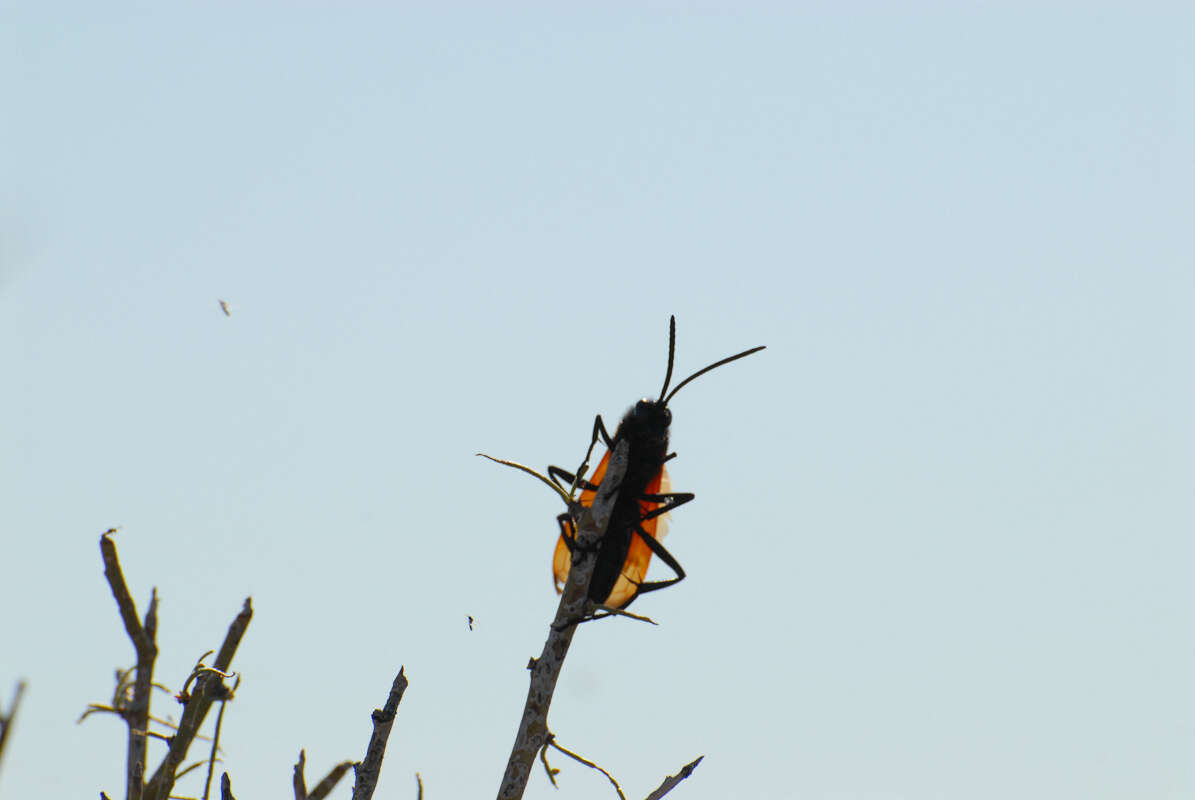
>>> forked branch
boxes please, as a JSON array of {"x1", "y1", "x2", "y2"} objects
[
  {"x1": 143, "y1": 598, "x2": 253, "y2": 800},
  {"x1": 100, "y1": 530, "x2": 159, "y2": 800},
  {"x1": 294, "y1": 749, "x2": 355, "y2": 800}
]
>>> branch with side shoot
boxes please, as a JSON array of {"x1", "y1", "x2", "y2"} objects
[
  {"x1": 100, "y1": 529, "x2": 159, "y2": 800},
  {"x1": 144, "y1": 598, "x2": 252, "y2": 800},
  {"x1": 496, "y1": 439, "x2": 630, "y2": 800}
]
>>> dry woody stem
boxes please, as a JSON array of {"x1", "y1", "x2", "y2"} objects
[
  {"x1": 496, "y1": 440, "x2": 631, "y2": 800},
  {"x1": 644, "y1": 755, "x2": 704, "y2": 800},
  {"x1": 100, "y1": 531, "x2": 159, "y2": 800},
  {"x1": 145, "y1": 598, "x2": 252, "y2": 800},
  {"x1": 351, "y1": 668, "x2": 410, "y2": 800},
  {"x1": 98, "y1": 531, "x2": 253, "y2": 800},
  {"x1": 294, "y1": 748, "x2": 355, "y2": 800},
  {"x1": 0, "y1": 680, "x2": 27, "y2": 776}
]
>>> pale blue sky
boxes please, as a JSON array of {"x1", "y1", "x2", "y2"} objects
[{"x1": 2, "y1": 4, "x2": 1192, "y2": 799}]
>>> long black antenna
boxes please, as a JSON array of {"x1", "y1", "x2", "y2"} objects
[
  {"x1": 657, "y1": 315, "x2": 678, "y2": 401},
  {"x1": 663, "y1": 343, "x2": 766, "y2": 406}
]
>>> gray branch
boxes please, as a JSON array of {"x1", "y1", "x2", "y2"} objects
[
  {"x1": 100, "y1": 531, "x2": 159, "y2": 800},
  {"x1": 496, "y1": 440, "x2": 631, "y2": 800},
  {"x1": 144, "y1": 598, "x2": 253, "y2": 800},
  {"x1": 351, "y1": 668, "x2": 410, "y2": 800},
  {"x1": 0, "y1": 680, "x2": 27, "y2": 776},
  {"x1": 644, "y1": 755, "x2": 703, "y2": 799}
]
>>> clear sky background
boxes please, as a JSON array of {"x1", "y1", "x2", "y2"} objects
[{"x1": 2, "y1": 4, "x2": 1192, "y2": 799}]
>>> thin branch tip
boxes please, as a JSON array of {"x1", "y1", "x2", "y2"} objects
[{"x1": 643, "y1": 755, "x2": 705, "y2": 800}]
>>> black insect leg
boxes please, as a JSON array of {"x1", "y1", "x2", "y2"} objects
[
  {"x1": 592, "y1": 414, "x2": 615, "y2": 448},
  {"x1": 547, "y1": 466, "x2": 599, "y2": 494},
  {"x1": 548, "y1": 414, "x2": 615, "y2": 496},
  {"x1": 628, "y1": 524, "x2": 687, "y2": 596},
  {"x1": 553, "y1": 510, "x2": 611, "y2": 556},
  {"x1": 555, "y1": 512, "x2": 579, "y2": 553},
  {"x1": 572, "y1": 415, "x2": 615, "y2": 491},
  {"x1": 637, "y1": 492, "x2": 695, "y2": 521},
  {"x1": 548, "y1": 466, "x2": 599, "y2": 548}
]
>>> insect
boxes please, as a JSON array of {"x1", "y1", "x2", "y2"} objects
[{"x1": 549, "y1": 316, "x2": 765, "y2": 609}]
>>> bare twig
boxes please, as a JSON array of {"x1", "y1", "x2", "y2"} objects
[
  {"x1": 147, "y1": 713, "x2": 194, "y2": 737},
  {"x1": 0, "y1": 680, "x2": 27, "y2": 775},
  {"x1": 219, "y1": 772, "x2": 236, "y2": 800},
  {"x1": 537, "y1": 740, "x2": 559, "y2": 787},
  {"x1": 202, "y1": 675, "x2": 239, "y2": 800},
  {"x1": 309, "y1": 761, "x2": 354, "y2": 800},
  {"x1": 293, "y1": 750, "x2": 308, "y2": 800},
  {"x1": 294, "y1": 748, "x2": 353, "y2": 800},
  {"x1": 542, "y1": 735, "x2": 625, "y2": 800},
  {"x1": 177, "y1": 759, "x2": 214, "y2": 781},
  {"x1": 79, "y1": 704, "x2": 120, "y2": 723},
  {"x1": 81, "y1": 668, "x2": 185, "y2": 734},
  {"x1": 144, "y1": 598, "x2": 253, "y2": 800},
  {"x1": 100, "y1": 531, "x2": 159, "y2": 800},
  {"x1": 476, "y1": 453, "x2": 575, "y2": 505},
  {"x1": 584, "y1": 605, "x2": 658, "y2": 626},
  {"x1": 496, "y1": 440, "x2": 630, "y2": 800},
  {"x1": 415, "y1": 772, "x2": 423, "y2": 800},
  {"x1": 178, "y1": 651, "x2": 237, "y2": 703},
  {"x1": 351, "y1": 668, "x2": 410, "y2": 800},
  {"x1": 643, "y1": 755, "x2": 704, "y2": 800}
]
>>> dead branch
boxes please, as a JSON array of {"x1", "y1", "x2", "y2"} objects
[
  {"x1": 293, "y1": 748, "x2": 353, "y2": 800},
  {"x1": 543, "y1": 735, "x2": 625, "y2": 800},
  {"x1": 496, "y1": 439, "x2": 630, "y2": 800},
  {"x1": 219, "y1": 772, "x2": 236, "y2": 800},
  {"x1": 100, "y1": 530, "x2": 159, "y2": 800},
  {"x1": 143, "y1": 598, "x2": 252, "y2": 800},
  {"x1": 293, "y1": 750, "x2": 307, "y2": 800},
  {"x1": 643, "y1": 755, "x2": 704, "y2": 800},
  {"x1": 350, "y1": 668, "x2": 409, "y2": 800},
  {"x1": 310, "y1": 761, "x2": 354, "y2": 800},
  {"x1": 202, "y1": 675, "x2": 239, "y2": 800},
  {"x1": 0, "y1": 680, "x2": 27, "y2": 775}
]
